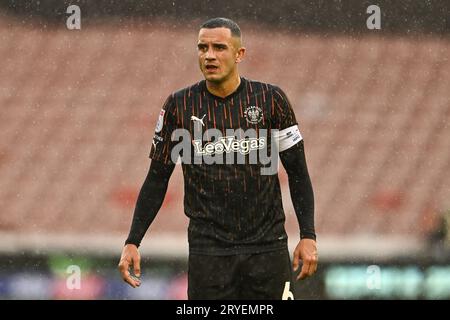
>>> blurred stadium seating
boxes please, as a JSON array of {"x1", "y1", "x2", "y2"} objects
[
  {"x1": 0, "y1": 14, "x2": 449, "y2": 260},
  {"x1": 1, "y1": 0, "x2": 450, "y2": 300}
]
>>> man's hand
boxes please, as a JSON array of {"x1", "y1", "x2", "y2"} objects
[
  {"x1": 292, "y1": 238, "x2": 318, "y2": 280},
  {"x1": 118, "y1": 244, "x2": 141, "y2": 288}
]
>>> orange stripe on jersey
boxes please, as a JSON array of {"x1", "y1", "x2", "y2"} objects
[
  {"x1": 175, "y1": 101, "x2": 180, "y2": 125},
  {"x1": 164, "y1": 147, "x2": 169, "y2": 163},
  {"x1": 256, "y1": 92, "x2": 265, "y2": 126},
  {"x1": 262, "y1": 83, "x2": 267, "y2": 103},
  {"x1": 228, "y1": 104, "x2": 233, "y2": 127},
  {"x1": 212, "y1": 102, "x2": 217, "y2": 128},
  {"x1": 191, "y1": 89, "x2": 195, "y2": 129},
  {"x1": 239, "y1": 98, "x2": 243, "y2": 118},
  {"x1": 271, "y1": 94, "x2": 275, "y2": 116},
  {"x1": 236, "y1": 97, "x2": 242, "y2": 128},
  {"x1": 162, "y1": 143, "x2": 168, "y2": 160},
  {"x1": 276, "y1": 98, "x2": 283, "y2": 115},
  {"x1": 220, "y1": 111, "x2": 225, "y2": 132},
  {"x1": 207, "y1": 97, "x2": 211, "y2": 122},
  {"x1": 176, "y1": 99, "x2": 183, "y2": 128}
]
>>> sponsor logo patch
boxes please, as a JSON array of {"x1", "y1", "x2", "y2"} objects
[{"x1": 192, "y1": 136, "x2": 265, "y2": 155}]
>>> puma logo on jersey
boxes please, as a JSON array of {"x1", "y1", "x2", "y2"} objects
[
  {"x1": 191, "y1": 114, "x2": 206, "y2": 127},
  {"x1": 152, "y1": 134, "x2": 163, "y2": 149}
]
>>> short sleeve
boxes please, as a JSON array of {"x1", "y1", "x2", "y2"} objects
[
  {"x1": 272, "y1": 86, "x2": 303, "y2": 152},
  {"x1": 149, "y1": 94, "x2": 178, "y2": 164}
]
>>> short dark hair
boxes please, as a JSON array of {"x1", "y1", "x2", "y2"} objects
[{"x1": 200, "y1": 17, "x2": 241, "y2": 38}]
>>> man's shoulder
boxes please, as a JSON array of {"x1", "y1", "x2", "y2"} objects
[
  {"x1": 170, "y1": 81, "x2": 204, "y2": 99},
  {"x1": 245, "y1": 78, "x2": 284, "y2": 94}
]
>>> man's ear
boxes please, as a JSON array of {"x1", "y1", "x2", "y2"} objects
[{"x1": 235, "y1": 47, "x2": 246, "y2": 63}]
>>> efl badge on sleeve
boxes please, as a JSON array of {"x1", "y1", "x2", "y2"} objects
[{"x1": 155, "y1": 109, "x2": 165, "y2": 133}]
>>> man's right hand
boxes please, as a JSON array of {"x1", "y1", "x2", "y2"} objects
[{"x1": 118, "y1": 244, "x2": 141, "y2": 288}]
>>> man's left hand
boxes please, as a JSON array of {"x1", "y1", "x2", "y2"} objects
[{"x1": 292, "y1": 238, "x2": 318, "y2": 280}]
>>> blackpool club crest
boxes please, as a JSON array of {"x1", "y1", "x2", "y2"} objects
[{"x1": 244, "y1": 105, "x2": 263, "y2": 124}]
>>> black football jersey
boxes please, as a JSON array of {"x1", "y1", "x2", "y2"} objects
[{"x1": 150, "y1": 77, "x2": 303, "y2": 255}]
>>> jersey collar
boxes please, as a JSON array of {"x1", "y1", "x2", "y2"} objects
[{"x1": 202, "y1": 77, "x2": 246, "y2": 102}]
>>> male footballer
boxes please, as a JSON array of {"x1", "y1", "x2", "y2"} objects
[{"x1": 118, "y1": 17, "x2": 318, "y2": 299}]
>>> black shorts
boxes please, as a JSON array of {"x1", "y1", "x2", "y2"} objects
[{"x1": 188, "y1": 248, "x2": 295, "y2": 300}]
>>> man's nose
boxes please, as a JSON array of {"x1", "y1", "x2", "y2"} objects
[{"x1": 205, "y1": 48, "x2": 216, "y2": 60}]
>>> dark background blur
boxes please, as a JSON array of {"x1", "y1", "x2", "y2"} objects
[{"x1": 1, "y1": 0, "x2": 449, "y2": 35}]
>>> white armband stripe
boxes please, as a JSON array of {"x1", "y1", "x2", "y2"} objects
[{"x1": 274, "y1": 125, "x2": 303, "y2": 152}]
